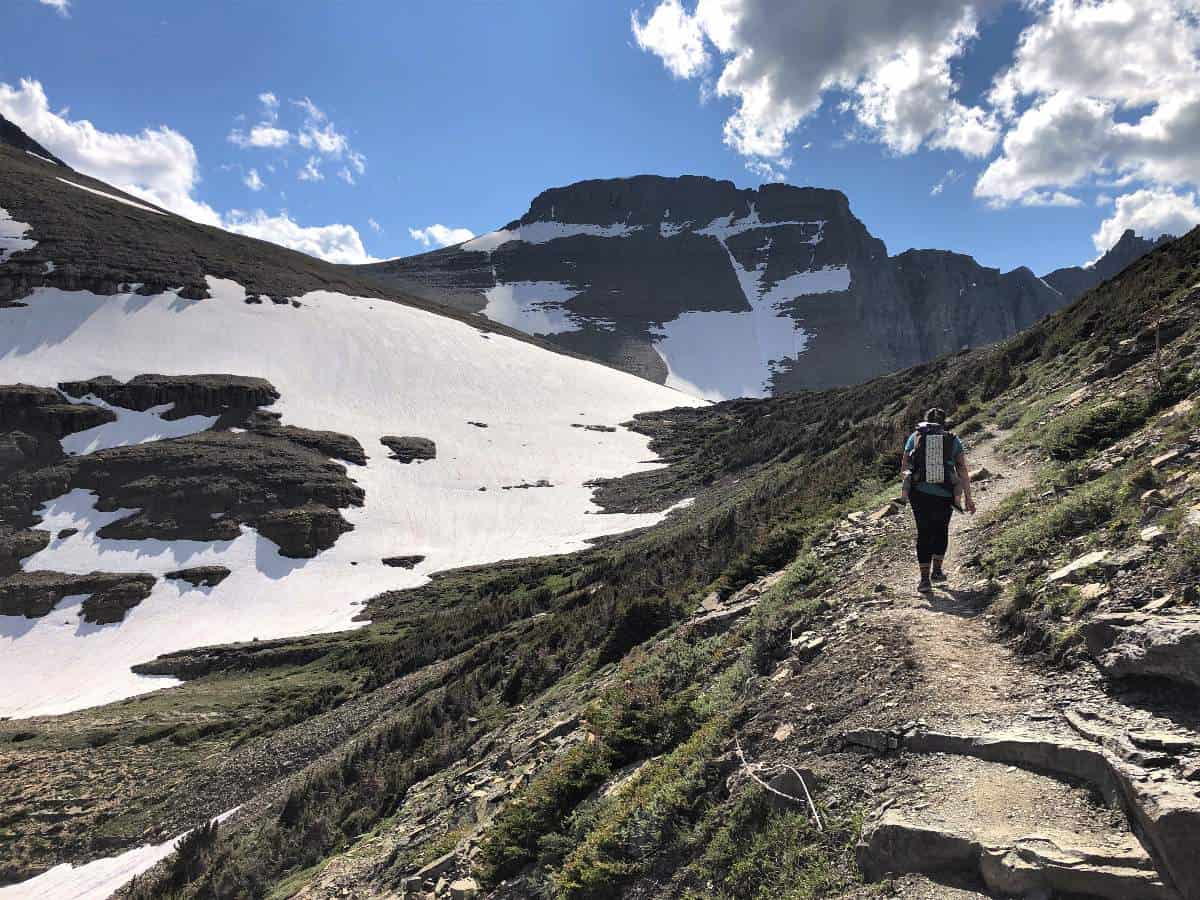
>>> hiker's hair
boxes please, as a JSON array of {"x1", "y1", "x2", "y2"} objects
[{"x1": 924, "y1": 407, "x2": 947, "y2": 425}]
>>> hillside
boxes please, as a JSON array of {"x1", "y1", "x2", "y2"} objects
[
  {"x1": 357, "y1": 176, "x2": 1158, "y2": 399},
  {"x1": 1, "y1": 130, "x2": 1197, "y2": 900}
]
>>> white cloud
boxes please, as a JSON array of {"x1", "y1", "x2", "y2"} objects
[
  {"x1": 1092, "y1": 187, "x2": 1200, "y2": 252},
  {"x1": 1019, "y1": 190, "x2": 1082, "y2": 208},
  {"x1": 408, "y1": 224, "x2": 476, "y2": 248},
  {"x1": 0, "y1": 77, "x2": 221, "y2": 225},
  {"x1": 228, "y1": 124, "x2": 290, "y2": 148},
  {"x1": 38, "y1": 0, "x2": 69, "y2": 15},
  {"x1": 976, "y1": 1, "x2": 1200, "y2": 207},
  {"x1": 244, "y1": 168, "x2": 264, "y2": 192},
  {"x1": 631, "y1": 0, "x2": 710, "y2": 79},
  {"x1": 298, "y1": 156, "x2": 323, "y2": 182},
  {"x1": 368, "y1": 217, "x2": 383, "y2": 233},
  {"x1": 226, "y1": 210, "x2": 378, "y2": 264},
  {"x1": 228, "y1": 94, "x2": 365, "y2": 187},
  {"x1": 632, "y1": 0, "x2": 1000, "y2": 173},
  {"x1": 258, "y1": 92, "x2": 279, "y2": 120},
  {"x1": 930, "y1": 167, "x2": 961, "y2": 196}
]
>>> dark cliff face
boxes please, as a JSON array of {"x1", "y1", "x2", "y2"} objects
[
  {"x1": 1044, "y1": 230, "x2": 1171, "y2": 302},
  {"x1": 358, "y1": 176, "x2": 1065, "y2": 398}
]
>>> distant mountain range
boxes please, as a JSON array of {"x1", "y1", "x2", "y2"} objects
[{"x1": 357, "y1": 176, "x2": 1166, "y2": 398}]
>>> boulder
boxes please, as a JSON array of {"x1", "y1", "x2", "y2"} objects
[
  {"x1": 1083, "y1": 612, "x2": 1200, "y2": 689},
  {"x1": 1140, "y1": 526, "x2": 1169, "y2": 545},
  {"x1": 380, "y1": 435, "x2": 437, "y2": 463},
  {"x1": 382, "y1": 555, "x2": 425, "y2": 569},
  {"x1": 450, "y1": 878, "x2": 479, "y2": 899},
  {"x1": 165, "y1": 566, "x2": 232, "y2": 588},
  {"x1": 256, "y1": 504, "x2": 354, "y2": 559}
]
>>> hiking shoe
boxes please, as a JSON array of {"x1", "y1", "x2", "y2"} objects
[
  {"x1": 917, "y1": 577, "x2": 933, "y2": 593},
  {"x1": 930, "y1": 569, "x2": 947, "y2": 583}
]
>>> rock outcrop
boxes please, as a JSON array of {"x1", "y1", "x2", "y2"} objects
[
  {"x1": 1044, "y1": 229, "x2": 1172, "y2": 301},
  {"x1": 0, "y1": 571, "x2": 156, "y2": 622},
  {"x1": 58, "y1": 374, "x2": 280, "y2": 422},
  {"x1": 1083, "y1": 612, "x2": 1200, "y2": 689},
  {"x1": 165, "y1": 566, "x2": 232, "y2": 588},
  {"x1": 381, "y1": 435, "x2": 436, "y2": 463}
]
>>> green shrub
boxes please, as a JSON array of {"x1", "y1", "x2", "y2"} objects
[
  {"x1": 1043, "y1": 398, "x2": 1149, "y2": 460},
  {"x1": 676, "y1": 790, "x2": 861, "y2": 900},
  {"x1": 989, "y1": 477, "x2": 1117, "y2": 567},
  {"x1": 478, "y1": 742, "x2": 613, "y2": 884}
]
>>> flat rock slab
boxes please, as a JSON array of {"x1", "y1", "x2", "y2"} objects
[
  {"x1": 859, "y1": 755, "x2": 1178, "y2": 900},
  {"x1": 1084, "y1": 612, "x2": 1200, "y2": 690},
  {"x1": 881, "y1": 727, "x2": 1200, "y2": 900}
]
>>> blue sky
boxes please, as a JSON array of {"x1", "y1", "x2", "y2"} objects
[{"x1": 5, "y1": 0, "x2": 1199, "y2": 272}]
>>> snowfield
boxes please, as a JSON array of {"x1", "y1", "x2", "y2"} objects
[
  {"x1": 0, "y1": 279, "x2": 703, "y2": 717},
  {"x1": 0, "y1": 807, "x2": 240, "y2": 899},
  {"x1": 656, "y1": 209, "x2": 850, "y2": 400}
]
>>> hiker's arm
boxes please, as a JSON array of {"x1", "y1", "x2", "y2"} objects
[
  {"x1": 956, "y1": 452, "x2": 976, "y2": 513},
  {"x1": 900, "y1": 449, "x2": 911, "y2": 475}
]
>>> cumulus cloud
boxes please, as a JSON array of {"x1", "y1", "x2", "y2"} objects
[
  {"x1": 38, "y1": 0, "x2": 69, "y2": 15},
  {"x1": 1, "y1": 78, "x2": 376, "y2": 265},
  {"x1": 368, "y1": 217, "x2": 383, "y2": 233},
  {"x1": 976, "y1": 1, "x2": 1200, "y2": 208},
  {"x1": 226, "y1": 210, "x2": 378, "y2": 264},
  {"x1": 228, "y1": 124, "x2": 290, "y2": 148},
  {"x1": 1092, "y1": 188, "x2": 1200, "y2": 252},
  {"x1": 632, "y1": 0, "x2": 709, "y2": 78},
  {"x1": 408, "y1": 224, "x2": 476, "y2": 248},
  {"x1": 0, "y1": 77, "x2": 221, "y2": 225},
  {"x1": 632, "y1": 0, "x2": 1000, "y2": 175}
]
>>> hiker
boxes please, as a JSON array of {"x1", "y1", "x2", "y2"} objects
[{"x1": 900, "y1": 407, "x2": 975, "y2": 593}]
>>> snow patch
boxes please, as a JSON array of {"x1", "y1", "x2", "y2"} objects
[
  {"x1": 25, "y1": 150, "x2": 60, "y2": 166},
  {"x1": 463, "y1": 220, "x2": 643, "y2": 253},
  {"x1": 0, "y1": 207, "x2": 36, "y2": 264},
  {"x1": 55, "y1": 178, "x2": 167, "y2": 216},
  {"x1": 697, "y1": 204, "x2": 826, "y2": 244},
  {"x1": 651, "y1": 208, "x2": 845, "y2": 400},
  {"x1": 60, "y1": 396, "x2": 218, "y2": 456},
  {"x1": 482, "y1": 280, "x2": 587, "y2": 336},
  {"x1": 0, "y1": 280, "x2": 703, "y2": 716},
  {"x1": 0, "y1": 806, "x2": 240, "y2": 900}
]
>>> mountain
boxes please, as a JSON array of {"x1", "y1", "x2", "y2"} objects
[
  {"x1": 1044, "y1": 228, "x2": 1173, "y2": 301},
  {"x1": 0, "y1": 121, "x2": 703, "y2": 719},
  {"x1": 358, "y1": 175, "x2": 1069, "y2": 398},
  {"x1": 4, "y1": 109, "x2": 1200, "y2": 900}
]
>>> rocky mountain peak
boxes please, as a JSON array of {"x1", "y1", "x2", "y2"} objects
[{"x1": 359, "y1": 175, "x2": 1064, "y2": 398}]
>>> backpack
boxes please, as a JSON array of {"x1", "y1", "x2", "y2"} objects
[{"x1": 910, "y1": 422, "x2": 958, "y2": 488}]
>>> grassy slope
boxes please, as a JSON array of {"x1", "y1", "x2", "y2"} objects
[{"x1": 5, "y1": 228, "x2": 1198, "y2": 898}]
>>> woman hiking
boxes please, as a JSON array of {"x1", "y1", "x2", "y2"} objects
[{"x1": 900, "y1": 407, "x2": 975, "y2": 593}]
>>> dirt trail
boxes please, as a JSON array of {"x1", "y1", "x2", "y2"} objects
[
  {"x1": 839, "y1": 433, "x2": 1179, "y2": 899},
  {"x1": 857, "y1": 431, "x2": 1053, "y2": 731}
]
